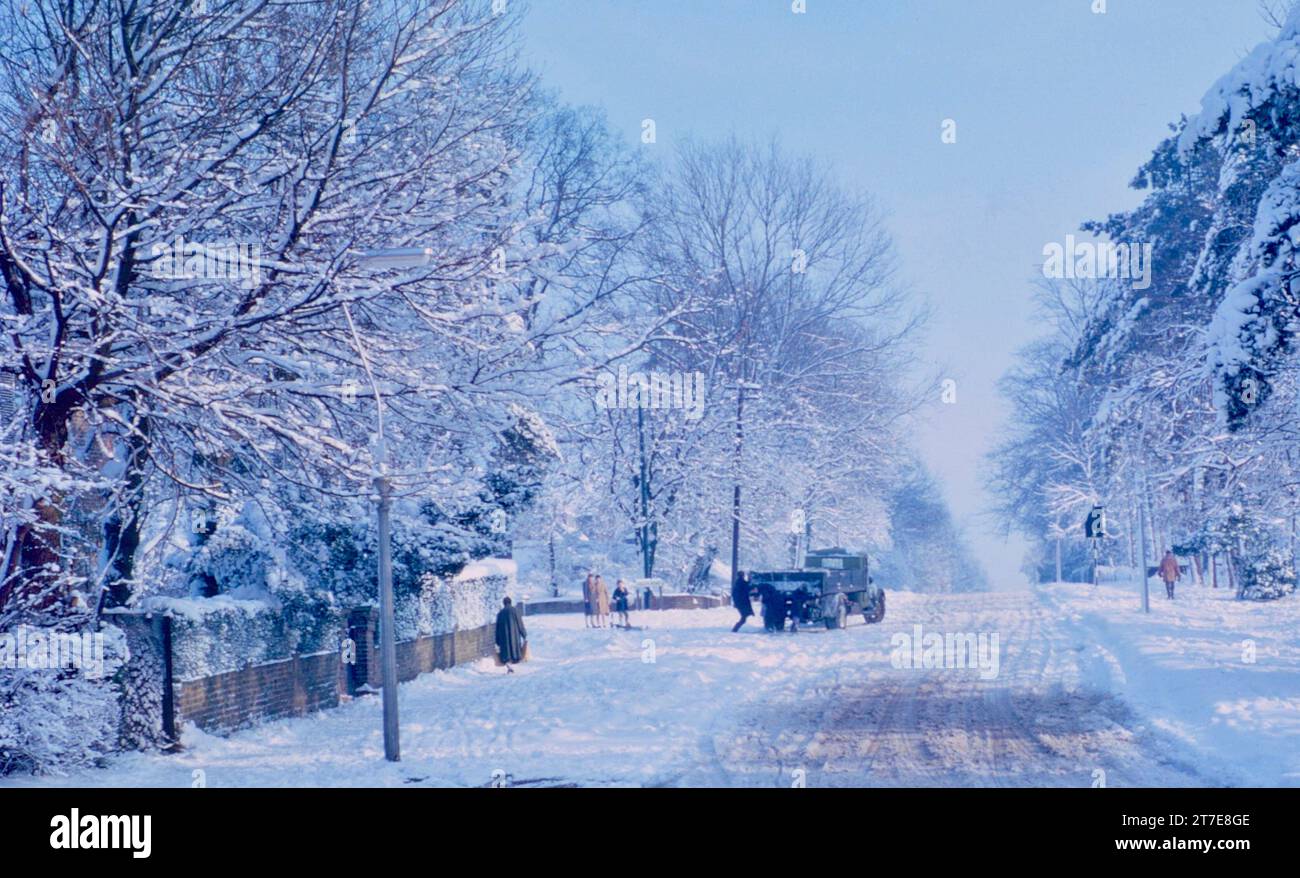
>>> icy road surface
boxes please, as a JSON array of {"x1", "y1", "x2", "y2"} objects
[{"x1": 11, "y1": 587, "x2": 1295, "y2": 788}]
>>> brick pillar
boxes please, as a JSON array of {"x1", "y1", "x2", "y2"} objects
[{"x1": 347, "y1": 607, "x2": 380, "y2": 693}]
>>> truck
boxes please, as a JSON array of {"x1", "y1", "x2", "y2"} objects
[{"x1": 749, "y1": 547, "x2": 885, "y2": 631}]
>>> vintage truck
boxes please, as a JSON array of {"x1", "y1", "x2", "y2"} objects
[{"x1": 749, "y1": 548, "x2": 885, "y2": 631}]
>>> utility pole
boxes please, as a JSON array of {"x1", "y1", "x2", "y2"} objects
[
  {"x1": 375, "y1": 474, "x2": 400, "y2": 761},
  {"x1": 729, "y1": 382, "x2": 747, "y2": 587},
  {"x1": 637, "y1": 403, "x2": 653, "y2": 579},
  {"x1": 1135, "y1": 436, "x2": 1150, "y2": 614}
]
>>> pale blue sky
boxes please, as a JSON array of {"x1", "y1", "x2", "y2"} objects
[{"x1": 518, "y1": 0, "x2": 1276, "y2": 587}]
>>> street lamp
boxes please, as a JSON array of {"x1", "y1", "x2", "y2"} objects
[
  {"x1": 360, "y1": 247, "x2": 433, "y2": 270},
  {"x1": 355, "y1": 246, "x2": 432, "y2": 762}
]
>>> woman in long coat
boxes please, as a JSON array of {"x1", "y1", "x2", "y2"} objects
[
  {"x1": 582, "y1": 573, "x2": 596, "y2": 628},
  {"x1": 495, "y1": 596, "x2": 528, "y2": 672},
  {"x1": 593, "y1": 574, "x2": 611, "y2": 627}
]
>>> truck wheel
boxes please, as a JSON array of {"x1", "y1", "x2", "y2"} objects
[{"x1": 824, "y1": 596, "x2": 847, "y2": 630}]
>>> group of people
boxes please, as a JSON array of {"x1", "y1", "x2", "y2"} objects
[
  {"x1": 582, "y1": 572, "x2": 633, "y2": 628},
  {"x1": 493, "y1": 571, "x2": 652, "y2": 674},
  {"x1": 730, "y1": 570, "x2": 803, "y2": 632}
]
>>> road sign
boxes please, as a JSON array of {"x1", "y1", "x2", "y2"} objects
[{"x1": 1084, "y1": 505, "x2": 1106, "y2": 539}]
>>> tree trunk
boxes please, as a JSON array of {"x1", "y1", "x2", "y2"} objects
[
  {"x1": 100, "y1": 418, "x2": 151, "y2": 611},
  {"x1": 1125, "y1": 501, "x2": 1136, "y2": 568},
  {"x1": 1, "y1": 392, "x2": 75, "y2": 614},
  {"x1": 548, "y1": 531, "x2": 558, "y2": 598}
]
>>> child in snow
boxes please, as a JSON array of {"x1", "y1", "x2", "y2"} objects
[{"x1": 612, "y1": 579, "x2": 631, "y2": 627}]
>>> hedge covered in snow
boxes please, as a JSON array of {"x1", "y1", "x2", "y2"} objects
[
  {"x1": 0, "y1": 623, "x2": 128, "y2": 776},
  {"x1": 139, "y1": 594, "x2": 347, "y2": 682}
]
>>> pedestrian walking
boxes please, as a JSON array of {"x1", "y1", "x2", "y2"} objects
[
  {"x1": 1158, "y1": 549, "x2": 1180, "y2": 599},
  {"x1": 494, "y1": 596, "x2": 528, "y2": 673},
  {"x1": 731, "y1": 570, "x2": 754, "y2": 632}
]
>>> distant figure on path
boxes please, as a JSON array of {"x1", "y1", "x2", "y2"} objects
[
  {"x1": 612, "y1": 579, "x2": 631, "y2": 627},
  {"x1": 643, "y1": 585, "x2": 654, "y2": 611},
  {"x1": 494, "y1": 596, "x2": 527, "y2": 673},
  {"x1": 731, "y1": 571, "x2": 754, "y2": 632},
  {"x1": 1158, "y1": 550, "x2": 1181, "y2": 600},
  {"x1": 582, "y1": 572, "x2": 596, "y2": 628},
  {"x1": 592, "y1": 574, "x2": 612, "y2": 627}
]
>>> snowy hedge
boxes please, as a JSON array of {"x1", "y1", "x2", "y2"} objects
[
  {"x1": 163, "y1": 499, "x2": 517, "y2": 663},
  {"x1": 0, "y1": 623, "x2": 128, "y2": 776},
  {"x1": 142, "y1": 563, "x2": 514, "y2": 681},
  {"x1": 140, "y1": 594, "x2": 347, "y2": 682}
]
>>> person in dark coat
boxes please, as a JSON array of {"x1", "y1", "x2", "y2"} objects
[
  {"x1": 582, "y1": 573, "x2": 596, "y2": 628},
  {"x1": 612, "y1": 579, "x2": 631, "y2": 627},
  {"x1": 494, "y1": 596, "x2": 527, "y2": 673},
  {"x1": 788, "y1": 593, "x2": 804, "y2": 632},
  {"x1": 731, "y1": 571, "x2": 754, "y2": 632}
]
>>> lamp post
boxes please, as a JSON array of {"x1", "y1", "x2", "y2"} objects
[
  {"x1": 357, "y1": 246, "x2": 434, "y2": 762},
  {"x1": 372, "y1": 470, "x2": 399, "y2": 760}
]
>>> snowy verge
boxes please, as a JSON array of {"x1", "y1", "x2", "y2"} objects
[{"x1": 1039, "y1": 581, "x2": 1300, "y2": 786}]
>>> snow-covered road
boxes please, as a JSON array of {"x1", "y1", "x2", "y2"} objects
[{"x1": 12, "y1": 584, "x2": 1284, "y2": 788}]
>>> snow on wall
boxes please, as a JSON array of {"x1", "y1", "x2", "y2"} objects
[
  {"x1": 404, "y1": 571, "x2": 512, "y2": 640},
  {"x1": 140, "y1": 595, "x2": 348, "y2": 683},
  {"x1": 140, "y1": 563, "x2": 515, "y2": 681}
]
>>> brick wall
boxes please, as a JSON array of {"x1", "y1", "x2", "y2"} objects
[
  {"x1": 170, "y1": 621, "x2": 496, "y2": 735},
  {"x1": 348, "y1": 606, "x2": 496, "y2": 688},
  {"x1": 174, "y1": 648, "x2": 346, "y2": 733}
]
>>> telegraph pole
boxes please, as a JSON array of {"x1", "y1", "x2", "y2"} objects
[
  {"x1": 637, "y1": 403, "x2": 653, "y2": 579},
  {"x1": 1135, "y1": 436, "x2": 1151, "y2": 614},
  {"x1": 729, "y1": 382, "x2": 746, "y2": 586}
]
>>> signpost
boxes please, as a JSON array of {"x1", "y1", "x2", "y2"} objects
[{"x1": 1084, "y1": 505, "x2": 1106, "y2": 586}]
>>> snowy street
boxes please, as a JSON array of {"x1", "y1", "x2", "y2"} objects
[{"x1": 12, "y1": 585, "x2": 1288, "y2": 789}]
